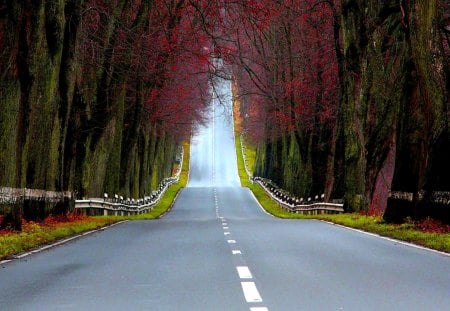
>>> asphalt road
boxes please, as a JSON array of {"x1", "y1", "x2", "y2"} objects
[{"x1": 0, "y1": 77, "x2": 449, "y2": 311}]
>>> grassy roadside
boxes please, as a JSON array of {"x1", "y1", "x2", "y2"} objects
[
  {"x1": 0, "y1": 142, "x2": 190, "y2": 260},
  {"x1": 0, "y1": 216, "x2": 123, "y2": 260},
  {"x1": 234, "y1": 119, "x2": 450, "y2": 253},
  {"x1": 130, "y1": 141, "x2": 190, "y2": 220}
]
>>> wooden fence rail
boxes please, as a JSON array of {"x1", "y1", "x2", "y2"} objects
[{"x1": 0, "y1": 187, "x2": 73, "y2": 203}]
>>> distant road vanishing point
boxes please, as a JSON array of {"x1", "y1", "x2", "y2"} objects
[{"x1": 0, "y1": 76, "x2": 449, "y2": 311}]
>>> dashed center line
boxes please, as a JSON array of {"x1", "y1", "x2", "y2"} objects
[
  {"x1": 241, "y1": 282, "x2": 263, "y2": 303},
  {"x1": 236, "y1": 266, "x2": 253, "y2": 279},
  {"x1": 216, "y1": 195, "x2": 268, "y2": 310}
]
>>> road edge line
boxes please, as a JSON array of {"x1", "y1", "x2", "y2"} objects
[
  {"x1": 246, "y1": 183, "x2": 449, "y2": 256},
  {"x1": 320, "y1": 220, "x2": 450, "y2": 257},
  {"x1": 247, "y1": 188, "x2": 276, "y2": 218}
]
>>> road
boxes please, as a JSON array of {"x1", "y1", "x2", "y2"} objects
[{"x1": 1, "y1": 77, "x2": 449, "y2": 311}]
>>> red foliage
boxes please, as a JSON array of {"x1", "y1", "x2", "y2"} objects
[
  {"x1": 415, "y1": 218, "x2": 450, "y2": 234},
  {"x1": 77, "y1": 0, "x2": 341, "y2": 143},
  {"x1": 42, "y1": 213, "x2": 88, "y2": 225},
  {"x1": 139, "y1": 0, "x2": 211, "y2": 139},
  {"x1": 224, "y1": 0, "x2": 340, "y2": 142},
  {"x1": 78, "y1": 0, "x2": 214, "y2": 140},
  {"x1": 0, "y1": 213, "x2": 90, "y2": 236}
]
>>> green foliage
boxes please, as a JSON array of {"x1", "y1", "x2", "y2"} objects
[{"x1": 0, "y1": 81, "x2": 20, "y2": 187}]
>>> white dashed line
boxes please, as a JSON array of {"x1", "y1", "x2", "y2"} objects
[
  {"x1": 241, "y1": 282, "x2": 263, "y2": 303},
  {"x1": 236, "y1": 266, "x2": 253, "y2": 279},
  {"x1": 223, "y1": 226, "x2": 229, "y2": 229},
  {"x1": 232, "y1": 250, "x2": 242, "y2": 255},
  {"x1": 250, "y1": 307, "x2": 269, "y2": 311},
  {"x1": 224, "y1": 232, "x2": 231, "y2": 235},
  {"x1": 227, "y1": 240, "x2": 237, "y2": 244}
]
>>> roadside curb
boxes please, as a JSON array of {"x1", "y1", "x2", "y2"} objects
[{"x1": 0, "y1": 220, "x2": 128, "y2": 265}]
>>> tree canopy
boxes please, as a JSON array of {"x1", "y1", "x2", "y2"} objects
[{"x1": 0, "y1": 0, "x2": 449, "y2": 223}]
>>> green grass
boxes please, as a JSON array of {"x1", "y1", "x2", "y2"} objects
[
  {"x1": 0, "y1": 216, "x2": 122, "y2": 260},
  {"x1": 130, "y1": 142, "x2": 190, "y2": 220},
  {"x1": 235, "y1": 129, "x2": 450, "y2": 253},
  {"x1": 0, "y1": 142, "x2": 191, "y2": 260},
  {"x1": 307, "y1": 214, "x2": 450, "y2": 253}
]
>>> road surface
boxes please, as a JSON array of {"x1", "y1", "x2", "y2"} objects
[{"x1": 0, "y1": 77, "x2": 449, "y2": 311}]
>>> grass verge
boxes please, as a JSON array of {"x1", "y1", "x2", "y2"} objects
[
  {"x1": 235, "y1": 126, "x2": 450, "y2": 253},
  {"x1": 0, "y1": 142, "x2": 190, "y2": 260},
  {"x1": 0, "y1": 216, "x2": 122, "y2": 260},
  {"x1": 130, "y1": 141, "x2": 190, "y2": 220}
]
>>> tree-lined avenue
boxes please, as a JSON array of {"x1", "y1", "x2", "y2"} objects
[{"x1": 0, "y1": 77, "x2": 449, "y2": 311}]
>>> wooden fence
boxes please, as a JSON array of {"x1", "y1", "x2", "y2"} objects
[{"x1": 0, "y1": 187, "x2": 73, "y2": 203}]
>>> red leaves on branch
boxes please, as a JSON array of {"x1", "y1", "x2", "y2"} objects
[
  {"x1": 224, "y1": 0, "x2": 340, "y2": 142},
  {"x1": 77, "y1": 0, "x2": 341, "y2": 142},
  {"x1": 139, "y1": 0, "x2": 211, "y2": 139},
  {"x1": 78, "y1": 0, "x2": 214, "y2": 140}
]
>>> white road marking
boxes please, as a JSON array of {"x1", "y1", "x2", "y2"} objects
[
  {"x1": 227, "y1": 240, "x2": 237, "y2": 244},
  {"x1": 236, "y1": 266, "x2": 253, "y2": 279},
  {"x1": 4, "y1": 221, "x2": 128, "y2": 263},
  {"x1": 250, "y1": 308, "x2": 269, "y2": 311},
  {"x1": 247, "y1": 189, "x2": 275, "y2": 217},
  {"x1": 241, "y1": 282, "x2": 262, "y2": 303},
  {"x1": 232, "y1": 250, "x2": 242, "y2": 255},
  {"x1": 321, "y1": 221, "x2": 450, "y2": 257},
  {"x1": 223, "y1": 226, "x2": 229, "y2": 229},
  {"x1": 224, "y1": 232, "x2": 231, "y2": 235}
]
